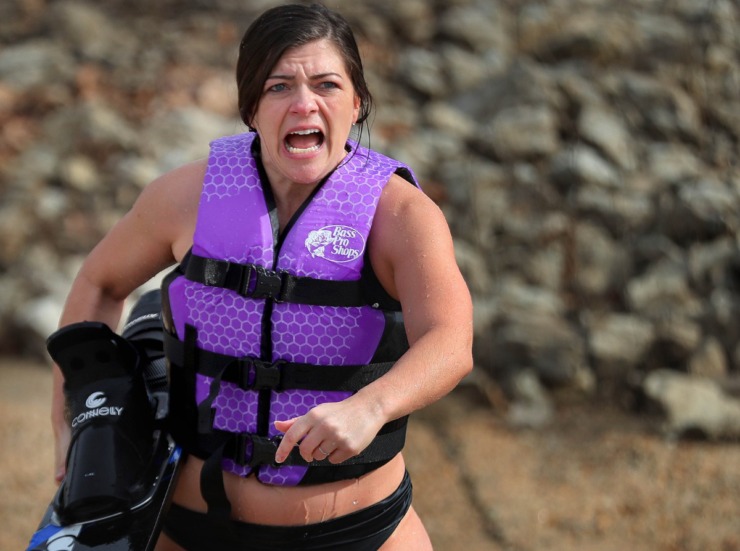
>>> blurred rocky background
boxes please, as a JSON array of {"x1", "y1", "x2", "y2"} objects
[{"x1": 1, "y1": 0, "x2": 740, "y2": 439}]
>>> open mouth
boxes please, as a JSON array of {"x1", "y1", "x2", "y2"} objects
[{"x1": 285, "y1": 128, "x2": 325, "y2": 154}]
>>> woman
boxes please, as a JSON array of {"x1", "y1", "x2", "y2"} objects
[{"x1": 51, "y1": 4, "x2": 473, "y2": 550}]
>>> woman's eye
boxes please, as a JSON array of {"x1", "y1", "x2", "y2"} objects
[
  {"x1": 319, "y1": 81, "x2": 339, "y2": 90},
  {"x1": 268, "y1": 83, "x2": 288, "y2": 92}
]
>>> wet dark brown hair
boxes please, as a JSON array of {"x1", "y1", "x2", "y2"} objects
[{"x1": 236, "y1": 3, "x2": 373, "y2": 131}]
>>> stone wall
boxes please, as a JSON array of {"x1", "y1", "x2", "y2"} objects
[{"x1": 1, "y1": 0, "x2": 738, "y2": 429}]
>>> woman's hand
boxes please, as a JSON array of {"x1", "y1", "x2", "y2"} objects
[
  {"x1": 53, "y1": 421, "x2": 70, "y2": 484},
  {"x1": 51, "y1": 365, "x2": 70, "y2": 484},
  {"x1": 273, "y1": 395, "x2": 386, "y2": 464}
]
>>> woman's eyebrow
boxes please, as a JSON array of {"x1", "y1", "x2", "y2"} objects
[
  {"x1": 311, "y1": 72, "x2": 343, "y2": 80},
  {"x1": 266, "y1": 72, "x2": 344, "y2": 81}
]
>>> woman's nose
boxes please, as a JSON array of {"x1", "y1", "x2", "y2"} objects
[{"x1": 290, "y1": 86, "x2": 318, "y2": 115}]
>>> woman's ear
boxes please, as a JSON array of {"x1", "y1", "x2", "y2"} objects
[
  {"x1": 353, "y1": 94, "x2": 361, "y2": 125},
  {"x1": 240, "y1": 106, "x2": 257, "y2": 132}
]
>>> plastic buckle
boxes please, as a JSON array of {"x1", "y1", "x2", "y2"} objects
[
  {"x1": 251, "y1": 266, "x2": 286, "y2": 301},
  {"x1": 234, "y1": 358, "x2": 282, "y2": 391},
  {"x1": 247, "y1": 434, "x2": 281, "y2": 467},
  {"x1": 252, "y1": 360, "x2": 282, "y2": 390}
]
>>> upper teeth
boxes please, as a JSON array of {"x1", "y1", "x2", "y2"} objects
[{"x1": 291, "y1": 129, "x2": 320, "y2": 135}]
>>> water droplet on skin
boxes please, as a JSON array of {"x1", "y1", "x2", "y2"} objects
[{"x1": 353, "y1": 500, "x2": 359, "y2": 506}]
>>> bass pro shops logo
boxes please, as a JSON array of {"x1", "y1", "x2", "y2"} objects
[
  {"x1": 305, "y1": 225, "x2": 365, "y2": 264},
  {"x1": 71, "y1": 391, "x2": 123, "y2": 428}
]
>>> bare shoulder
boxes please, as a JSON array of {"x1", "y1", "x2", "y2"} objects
[
  {"x1": 377, "y1": 173, "x2": 438, "y2": 217},
  {"x1": 369, "y1": 173, "x2": 460, "y2": 302},
  {"x1": 130, "y1": 158, "x2": 207, "y2": 259},
  {"x1": 372, "y1": 173, "x2": 453, "y2": 258},
  {"x1": 139, "y1": 158, "x2": 207, "y2": 213}
]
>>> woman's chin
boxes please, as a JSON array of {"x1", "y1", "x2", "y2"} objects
[{"x1": 279, "y1": 153, "x2": 346, "y2": 186}]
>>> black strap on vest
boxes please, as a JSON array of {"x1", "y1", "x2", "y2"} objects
[
  {"x1": 218, "y1": 415, "x2": 408, "y2": 470},
  {"x1": 185, "y1": 253, "x2": 368, "y2": 307},
  {"x1": 164, "y1": 330, "x2": 408, "y2": 464},
  {"x1": 165, "y1": 329, "x2": 402, "y2": 446},
  {"x1": 165, "y1": 331, "x2": 396, "y2": 393}
]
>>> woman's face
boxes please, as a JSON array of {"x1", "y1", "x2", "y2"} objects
[{"x1": 251, "y1": 39, "x2": 361, "y2": 189}]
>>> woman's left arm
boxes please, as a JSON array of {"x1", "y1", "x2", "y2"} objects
[
  {"x1": 355, "y1": 174, "x2": 474, "y2": 421},
  {"x1": 275, "y1": 174, "x2": 473, "y2": 464}
]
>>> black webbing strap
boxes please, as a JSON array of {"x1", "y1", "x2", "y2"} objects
[
  {"x1": 219, "y1": 415, "x2": 408, "y2": 469},
  {"x1": 164, "y1": 331, "x2": 395, "y2": 393},
  {"x1": 200, "y1": 443, "x2": 233, "y2": 523},
  {"x1": 185, "y1": 254, "x2": 368, "y2": 306}
]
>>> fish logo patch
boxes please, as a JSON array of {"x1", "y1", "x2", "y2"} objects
[{"x1": 305, "y1": 225, "x2": 365, "y2": 264}]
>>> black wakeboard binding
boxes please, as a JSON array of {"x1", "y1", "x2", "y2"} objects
[{"x1": 44, "y1": 289, "x2": 178, "y2": 535}]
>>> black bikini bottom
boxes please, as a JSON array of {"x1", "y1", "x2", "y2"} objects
[{"x1": 161, "y1": 470, "x2": 412, "y2": 551}]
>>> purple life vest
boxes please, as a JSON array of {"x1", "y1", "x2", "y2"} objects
[{"x1": 162, "y1": 132, "x2": 418, "y2": 487}]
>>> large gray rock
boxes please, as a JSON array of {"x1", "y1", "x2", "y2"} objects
[
  {"x1": 572, "y1": 222, "x2": 632, "y2": 297},
  {"x1": 0, "y1": 40, "x2": 76, "y2": 90},
  {"x1": 550, "y1": 144, "x2": 621, "y2": 191},
  {"x1": 643, "y1": 369, "x2": 740, "y2": 440},
  {"x1": 487, "y1": 309, "x2": 588, "y2": 387},
  {"x1": 42, "y1": 101, "x2": 139, "y2": 154},
  {"x1": 588, "y1": 313, "x2": 655, "y2": 369},
  {"x1": 479, "y1": 105, "x2": 560, "y2": 160},
  {"x1": 577, "y1": 105, "x2": 637, "y2": 171}
]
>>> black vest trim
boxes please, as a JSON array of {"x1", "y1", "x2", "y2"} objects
[{"x1": 185, "y1": 253, "x2": 369, "y2": 307}]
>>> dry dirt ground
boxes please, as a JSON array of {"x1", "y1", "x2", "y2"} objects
[{"x1": 1, "y1": 359, "x2": 738, "y2": 551}]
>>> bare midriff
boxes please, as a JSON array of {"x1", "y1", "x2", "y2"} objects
[{"x1": 170, "y1": 453, "x2": 407, "y2": 525}]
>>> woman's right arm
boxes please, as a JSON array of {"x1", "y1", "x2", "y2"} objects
[{"x1": 51, "y1": 159, "x2": 206, "y2": 482}]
